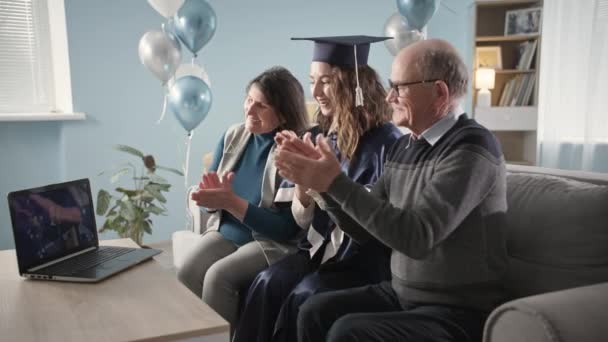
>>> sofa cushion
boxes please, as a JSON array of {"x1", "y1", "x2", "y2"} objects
[{"x1": 504, "y1": 172, "x2": 608, "y2": 298}]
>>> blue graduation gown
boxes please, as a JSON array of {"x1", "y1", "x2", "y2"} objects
[{"x1": 232, "y1": 122, "x2": 403, "y2": 342}]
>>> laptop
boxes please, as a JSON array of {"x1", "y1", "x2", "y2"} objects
[{"x1": 7, "y1": 178, "x2": 161, "y2": 282}]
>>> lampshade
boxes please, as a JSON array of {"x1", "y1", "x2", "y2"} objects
[{"x1": 475, "y1": 68, "x2": 495, "y2": 90}]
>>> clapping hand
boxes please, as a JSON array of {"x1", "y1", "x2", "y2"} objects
[
  {"x1": 191, "y1": 172, "x2": 237, "y2": 210},
  {"x1": 275, "y1": 134, "x2": 342, "y2": 193},
  {"x1": 275, "y1": 130, "x2": 324, "y2": 205},
  {"x1": 275, "y1": 130, "x2": 321, "y2": 159}
]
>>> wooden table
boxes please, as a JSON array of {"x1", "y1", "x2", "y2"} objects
[{"x1": 0, "y1": 239, "x2": 228, "y2": 341}]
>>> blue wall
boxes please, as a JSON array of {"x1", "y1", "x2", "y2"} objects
[
  {"x1": 0, "y1": 123, "x2": 63, "y2": 249},
  {"x1": 0, "y1": 0, "x2": 472, "y2": 250}
]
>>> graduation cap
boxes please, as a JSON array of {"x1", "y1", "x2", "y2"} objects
[{"x1": 292, "y1": 35, "x2": 391, "y2": 107}]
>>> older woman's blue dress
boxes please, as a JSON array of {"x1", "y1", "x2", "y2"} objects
[{"x1": 232, "y1": 122, "x2": 402, "y2": 342}]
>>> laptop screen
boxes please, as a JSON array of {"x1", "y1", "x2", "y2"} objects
[{"x1": 8, "y1": 179, "x2": 98, "y2": 273}]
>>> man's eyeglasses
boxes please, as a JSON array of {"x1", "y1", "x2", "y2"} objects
[{"x1": 387, "y1": 79, "x2": 441, "y2": 97}]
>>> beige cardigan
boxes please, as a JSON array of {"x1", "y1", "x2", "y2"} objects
[{"x1": 202, "y1": 123, "x2": 303, "y2": 265}]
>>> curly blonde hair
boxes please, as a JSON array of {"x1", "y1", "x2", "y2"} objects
[{"x1": 315, "y1": 65, "x2": 392, "y2": 160}]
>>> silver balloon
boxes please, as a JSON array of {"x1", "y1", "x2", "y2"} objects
[
  {"x1": 138, "y1": 30, "x2": 182, "y2": 84},
  {"x1": 383, "y1": 12, "x2": 426, "y2": 56}
]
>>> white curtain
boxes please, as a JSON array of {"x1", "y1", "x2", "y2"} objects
[{"x1": 538, "y1": 0, "x2": 608, "y2": 172}]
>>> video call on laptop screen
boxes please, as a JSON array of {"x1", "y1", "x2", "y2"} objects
[{"x1": 8, "y1": 179, "x2": 98, "y2": 271}]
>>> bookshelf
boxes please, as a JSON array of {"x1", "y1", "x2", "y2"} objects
[{"x1": 472, "y1": 0, "x2": 543, "y2": 165}]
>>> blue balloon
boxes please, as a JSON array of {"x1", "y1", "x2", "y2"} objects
[
  {"x1": 168, "y1": 75, "x2": 212, "y2": 132},
  {"x1": 396, "y1": 0, "x2": 440, "y2": 30},
  {"x1": 174, "y1": 0, "x2": 217, "y2": 56}
]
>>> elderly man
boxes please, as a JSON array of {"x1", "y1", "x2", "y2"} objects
[{"x1": 274, "y1": 39, "x2": 508, "y2": 342}]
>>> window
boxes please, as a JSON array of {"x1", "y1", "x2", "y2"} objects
[{"x1": 0, "y1": 0, "x2": 81, "y2": 120}]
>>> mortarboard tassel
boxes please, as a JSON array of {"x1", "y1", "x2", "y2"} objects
[{"x1": 354, "y1": 45, "x2": 364, "y2": 107}]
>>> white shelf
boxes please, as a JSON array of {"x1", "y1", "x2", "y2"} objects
[
  {"x1": 474, "y1": 106, "x2": 537, "y2": 131},
  {"x1": 495, "y1": 69, "x2": 536, "y2": 74},
  {"x1": 477, "y1": 0, "x2": 540, "y2": 7},
  {"x1": 476, "y1": 34, "x2": 540, "y2": 42}
]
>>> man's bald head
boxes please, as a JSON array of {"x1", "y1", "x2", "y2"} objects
[{"x1": 395, "y1": 39, "x2": 469, "y2": 100}]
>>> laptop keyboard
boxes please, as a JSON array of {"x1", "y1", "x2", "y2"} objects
[{"x1": 40, "y1": 246, "x2": 134, "y2": 276}]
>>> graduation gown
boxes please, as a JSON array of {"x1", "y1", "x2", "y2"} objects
[{"x1": 232, "y1": 122, "x2": 402, "y2": 342}]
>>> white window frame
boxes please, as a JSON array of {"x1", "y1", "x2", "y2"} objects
[{"x1": 0, "y1": 0, "x2": 84, "y2": 121}]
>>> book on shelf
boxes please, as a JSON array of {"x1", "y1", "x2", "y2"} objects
[
  {"x1": 522, "y1": 74, "x2": 536, "y2": 105},
  {"x1": 498, "y1": 77, "x2": 513, "y2": 106},
  {"x1": 498, "y1": 74, "x2": 536, "y2": 106},
  {"x1": 509, "y1": 76, "x2": 522, "y2": 106},
  {"x1": 512, "y1": 74, "x2": 529, "y2": 106},
  {"x1": 516, "y1": 40, "x2": 538, "y2": 70}
]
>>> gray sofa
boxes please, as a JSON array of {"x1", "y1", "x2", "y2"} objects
[
  {"x1": 173, "y1": 164, "x2": 608, "y2": 341},
  {"x1": 484, "y1": 164, "x2": 608, "y2": 342}
]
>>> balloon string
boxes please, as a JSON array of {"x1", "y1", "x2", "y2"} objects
[
  {"x1": 185, "y1": 185, "x2": 194, "y2": 232},
  {"x1": 184, "y1": 130, "x2": 195, "y2": 231},
  {"x1": 157, "y1": 86, "x2": 168, "y2": 124},
  {"x1": 184, "y1": 131, "x2": 193, "y2": 188}
]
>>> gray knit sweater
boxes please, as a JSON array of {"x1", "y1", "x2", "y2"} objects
[{"x1": 325, "y1": 115, "x2": 508, "y2": 311}]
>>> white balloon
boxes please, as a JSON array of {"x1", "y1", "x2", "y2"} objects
[
  {"x1": 147, "y1": 0, "x2": 185, "y2": 18},
  {"x1": 168, "y1": 63, "x2": 211, "y2": 88},
  {"x1": 383, "y1": 12, "x2": 426, "y2": 56}
]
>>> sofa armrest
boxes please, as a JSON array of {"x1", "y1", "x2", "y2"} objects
[
  {"x1": 483, "y1": 282, "x2": 608, "y2": 342},
  {"x1": 174, "y1": 186, "x2": 211, "y2": 271},
  {"x1": 186, "y1": 185, "x2": 210, "y2": 234},
  {"x1": 172, "y1": 230, "x2": 201, "y2": 271}
]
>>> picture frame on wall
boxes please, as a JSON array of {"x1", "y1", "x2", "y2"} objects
[
  {"x1": 505, "y1": 7, "x2": 542, "y2": 35},
  {"x1": 476, "y1": 46, "x2": 502, "y2": 69}
]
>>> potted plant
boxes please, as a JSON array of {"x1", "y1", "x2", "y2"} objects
[{"x1": 96, "y1": 144, "x2": 183, "y2": 245}]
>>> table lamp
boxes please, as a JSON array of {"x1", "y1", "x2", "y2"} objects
[{"x1": 476, "y1": 68, "x2": 495, "y2": 107}]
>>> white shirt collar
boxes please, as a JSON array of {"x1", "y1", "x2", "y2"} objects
[{"x1": 419, "y1": 111, "x2": 459, "y2": 146}]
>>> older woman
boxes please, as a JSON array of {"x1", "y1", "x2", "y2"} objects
[
  {"x1": 177, "y1": 66, "x2": 309, "y2": 327},
  {"x1": 233, "y1": 36, "x2": 403, "y2": 342}
]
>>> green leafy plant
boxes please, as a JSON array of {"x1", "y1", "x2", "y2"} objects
[{"x1": 96, "y1": 144, "x2": 183, "y2": 245}]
